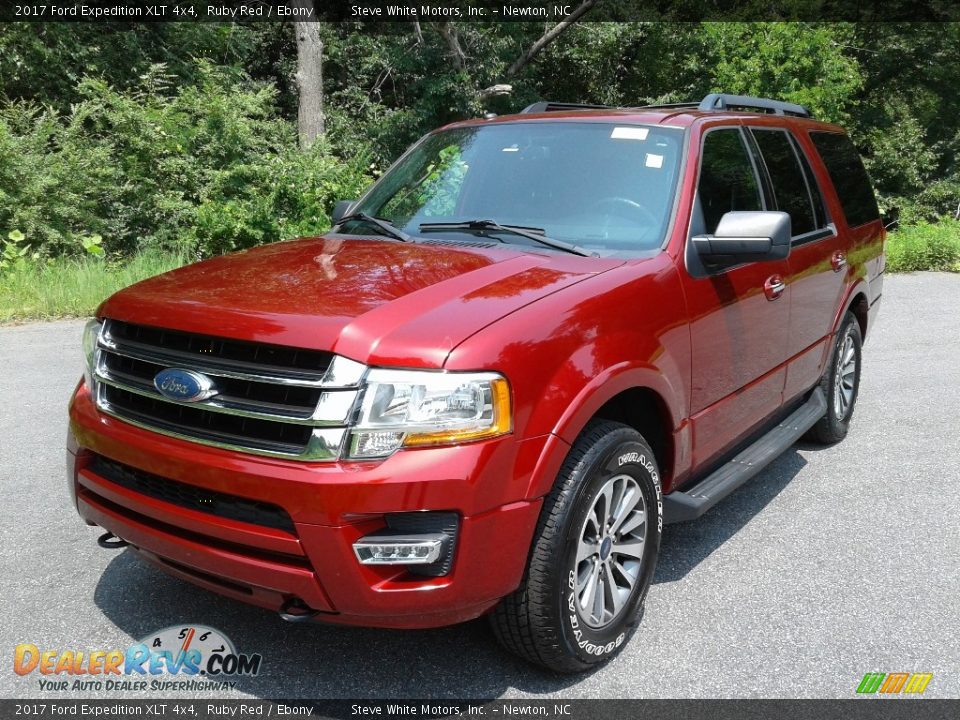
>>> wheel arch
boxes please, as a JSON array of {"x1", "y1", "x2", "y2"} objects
[
  {"x1": 591, "y1": 387, "x2": 675, "y2": 485},
  {"x1": 849, "y1": 291, "x2": 869, "y2": 339},
  {"x1": 524, "y1": 368, "x2": 687, "y2": 501},
  {"x1": 835, "y1": 281, "x2": 870, "y2": 340}
]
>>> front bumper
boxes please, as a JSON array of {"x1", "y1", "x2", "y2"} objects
[{"x1": 68, "y1": 382, "x2": 546, "y2": 628}]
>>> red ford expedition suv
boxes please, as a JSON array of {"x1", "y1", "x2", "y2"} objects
[{"x1": 68, "y1": 94, "x2": 884, "y2": 672}]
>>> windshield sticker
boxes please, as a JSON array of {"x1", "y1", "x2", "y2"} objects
[
  {"x1": 611, "y1": 127, "x2": 649, "y2": 141},
  {"x1": 645, "y1": 153, "x2": 664, "y2": 168}
]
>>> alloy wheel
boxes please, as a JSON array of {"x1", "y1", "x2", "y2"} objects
[
  {"x1": 574, "y1": 474, "x2": 648, "y2": 629},
  {"x1": 833, "y1": 329, "x2": 857, "y2": 419}
]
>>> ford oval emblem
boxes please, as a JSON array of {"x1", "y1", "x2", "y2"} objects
[{"x1": 153, "y1": 368, "x2": 218, "y2": 403}]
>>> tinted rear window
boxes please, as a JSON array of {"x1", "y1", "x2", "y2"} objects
[
  {"x1": 810, "y1": 132, "x2": 879, "y2": 227},
  {"x1": 751, "y1": 129, "x2": 816, "y2": 236}
]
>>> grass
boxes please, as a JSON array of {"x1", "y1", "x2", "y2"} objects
[
  {"x1": 886, "y1": 220, "x2": 960, "y2": 273},
  {"x1": 0, "y1": 250, "x2": 189, "y2": 324}
]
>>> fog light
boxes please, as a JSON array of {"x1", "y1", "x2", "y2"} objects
[
  {"x1": 353, "y1": 533, "x2": 447, "y2": 565},
  {"x1": 350, "y1": 431, "x2": 405, "y2": 459}
]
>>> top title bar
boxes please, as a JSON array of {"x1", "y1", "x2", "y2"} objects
[{"x1": 2, "y1": 0, "x2": 959, "y2": 23}]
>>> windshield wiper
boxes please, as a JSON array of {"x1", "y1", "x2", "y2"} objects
[
  {"x1": 419, "y1": 220, "x2": 596, "y2": 257},
  {"x1": 336, "y1": 213, "x2": 412, "y2": 243}
]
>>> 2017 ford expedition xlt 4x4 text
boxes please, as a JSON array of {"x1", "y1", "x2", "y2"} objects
[{"x1": 68, "y1": 93, "x2": 884, "y2": 672}]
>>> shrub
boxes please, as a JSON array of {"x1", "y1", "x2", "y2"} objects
[
  {"x1": 886, "y1": 221, "x2": 960, "y2": 272},
  {"x1": 0, "y1": 101, "x2": 121, "y2": 258},
  {"x1": 0, "y1": 61, "x2": 371, "y2": 261},
  {"x1": 886, "y1": 180, "x2": 960, "y2": 226},
  {"x1": 193, "y1": 138, "x2": 369, "y2": 255}
]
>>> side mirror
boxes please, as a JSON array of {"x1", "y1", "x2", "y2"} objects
[
  {"x1": 692, "y1": 211, "x2": 791, "y2": 264},
  {"x1": 331, "y1": 200, "x2": 355, "y2": 225}
]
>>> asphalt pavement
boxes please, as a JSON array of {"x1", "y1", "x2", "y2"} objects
[{"x1": 1, "y1": 272, "x2": 958, "y2": 700}]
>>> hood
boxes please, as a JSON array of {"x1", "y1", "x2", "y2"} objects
[{"x1": 100, "y1": 236, "x2": 624, "y2": 367}]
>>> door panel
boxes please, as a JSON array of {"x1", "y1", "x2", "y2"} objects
[
  {"x1": 682, "y1": 126, "x2": 792, "y2": 471},
  {"x1": 684, "y1": 265, "x2": 791, "y2": 467},
  {"x1": 783, "y1": 337, "x2": 830, "y2": 402},
  {"x1": 783, "y1": 235, "x2": 846, "y2": 398},
  {"x1": 748, "y1": 125, "x2": 846, "y2": 402}
]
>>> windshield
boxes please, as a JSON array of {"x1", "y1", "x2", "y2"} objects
[{"x1": 344, "y1": 122, "x2": 684, "y2": 254}]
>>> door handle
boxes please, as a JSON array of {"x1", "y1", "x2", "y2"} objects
[
  {"x1": 831, "y1": 252, "x2": 847, "y2": 272},
  {"x1": 763, "y1": 275, "x2": 786, "y2": 301}
]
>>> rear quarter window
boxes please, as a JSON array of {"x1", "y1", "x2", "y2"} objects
[{"x1": 809, "y1": 132, "x2": 880, "y2": 228}]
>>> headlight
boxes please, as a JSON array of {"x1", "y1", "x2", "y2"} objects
[
  {"x1": 82, "y1": 318, "x2": 103, "y2": 388},
  {"x1": 349, "y1": 369, "x2": 511, "y2": 458}
]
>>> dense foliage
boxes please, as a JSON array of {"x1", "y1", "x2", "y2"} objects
[
  {"x1": 0, "y1": 60, "x2": 369, "y2": 260},
  {"x1": 885, "y1": 220, "x2": 960, "y2": 272},
  {"x1": 0, "y1": 21, "x2": 958, "y2": 264}
]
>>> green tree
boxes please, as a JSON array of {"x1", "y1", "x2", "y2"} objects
[{"x1": 700, "y1": 23, "x2": 862, "y2": 122}]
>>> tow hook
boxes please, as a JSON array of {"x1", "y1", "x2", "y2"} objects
[
  {"x1": 96, "y1": 531, "x2": 130, "y2": 549},
  {"x1": 278, "y1": 597, "x2": 320, "y2": 623}
]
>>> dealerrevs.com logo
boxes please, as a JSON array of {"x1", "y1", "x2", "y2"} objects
[{"x1": 14, "y1": 625, "x2": 262, "y2": 692}]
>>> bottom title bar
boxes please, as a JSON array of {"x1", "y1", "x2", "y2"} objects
[{"x1": 3, "y1": 699, "x2": 958, "y2": 720}]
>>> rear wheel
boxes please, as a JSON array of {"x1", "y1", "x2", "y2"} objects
[
  {"x1": 490, "y1": 420, "x2": 662, "y2": 673},
  {"x1": 807, "y1": 312, "x2": 863, "y2": 444}
]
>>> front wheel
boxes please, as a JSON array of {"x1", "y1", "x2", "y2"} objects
[
  {"x1": 807, "y1": 312, "x2": 863, "y2": 444},
  {"x1": 490, "y1": 420, "x2": 662, "y2": 673}
]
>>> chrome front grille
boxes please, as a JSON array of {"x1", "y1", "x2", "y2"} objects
[{"x1": 92, "y1": 320, "x2": 367, "y2": 461}]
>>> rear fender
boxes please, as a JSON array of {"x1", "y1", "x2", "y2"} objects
[{"x1": 833, "y1": 279, "x2": 870, "y2": 338}]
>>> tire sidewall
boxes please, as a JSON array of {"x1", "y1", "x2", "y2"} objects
[
  {"x1": 556, "y1": 434, "x2": 662, "y2": 666},
  {"x1": 828, "y1": 316, "x2": 863, "y2": 432}
]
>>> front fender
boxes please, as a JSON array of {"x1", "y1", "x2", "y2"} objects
[
  {"x1": 539, "y1": 360, "x2": 684, "y2": 444},
  {"x1": 444, "y1": 256, "x2": 692, "y2": 502},
  {"x1": 523, "y1": 361, "x2": 689, "y2": 500}
]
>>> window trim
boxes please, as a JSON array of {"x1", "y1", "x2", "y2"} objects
[
  {"x1": 743, "y1": 127, "x2": 776, "y2": 210},
  {"x1": 787, "y1": 132, "x2": 830, "y2": 230},
  {"x1": 791, "y1": 223, "x2": 836, "y2": 247}
]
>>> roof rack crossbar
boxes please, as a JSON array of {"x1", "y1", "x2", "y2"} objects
[
  {"x1": 698, "y1": 93, "x2": 811, "y2": 118},
  {"x1": 634, "y1": 101, "x2": 700, "y2": 110},
  {"x1": 520, "y1": 101, "x2": 615, "y2": 114}
]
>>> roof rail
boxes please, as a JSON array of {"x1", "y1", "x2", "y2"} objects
[
  {"x1": 519, "y1": 95, "x2": 812, "y2": 118},
  {"x1": 520, "y1": 101, "x2": 615, "y2": 114},
  {"x1": 698, "y1": 93, "x2": 811, "y2": 118}
]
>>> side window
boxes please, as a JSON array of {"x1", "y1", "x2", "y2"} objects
[
  {"x1": 697, "y1": 129, "x2": 763, "y2": 234},
  {"x1": 810, "y1": 132, "x2": 880, "y2": 228},
  {"x1": 751, "y1": 129, "x2": 817, "y2": 236}
]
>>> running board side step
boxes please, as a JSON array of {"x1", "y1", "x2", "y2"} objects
[{"x1": 663, "y1": 388, "x2": 826, "y2": 524}]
